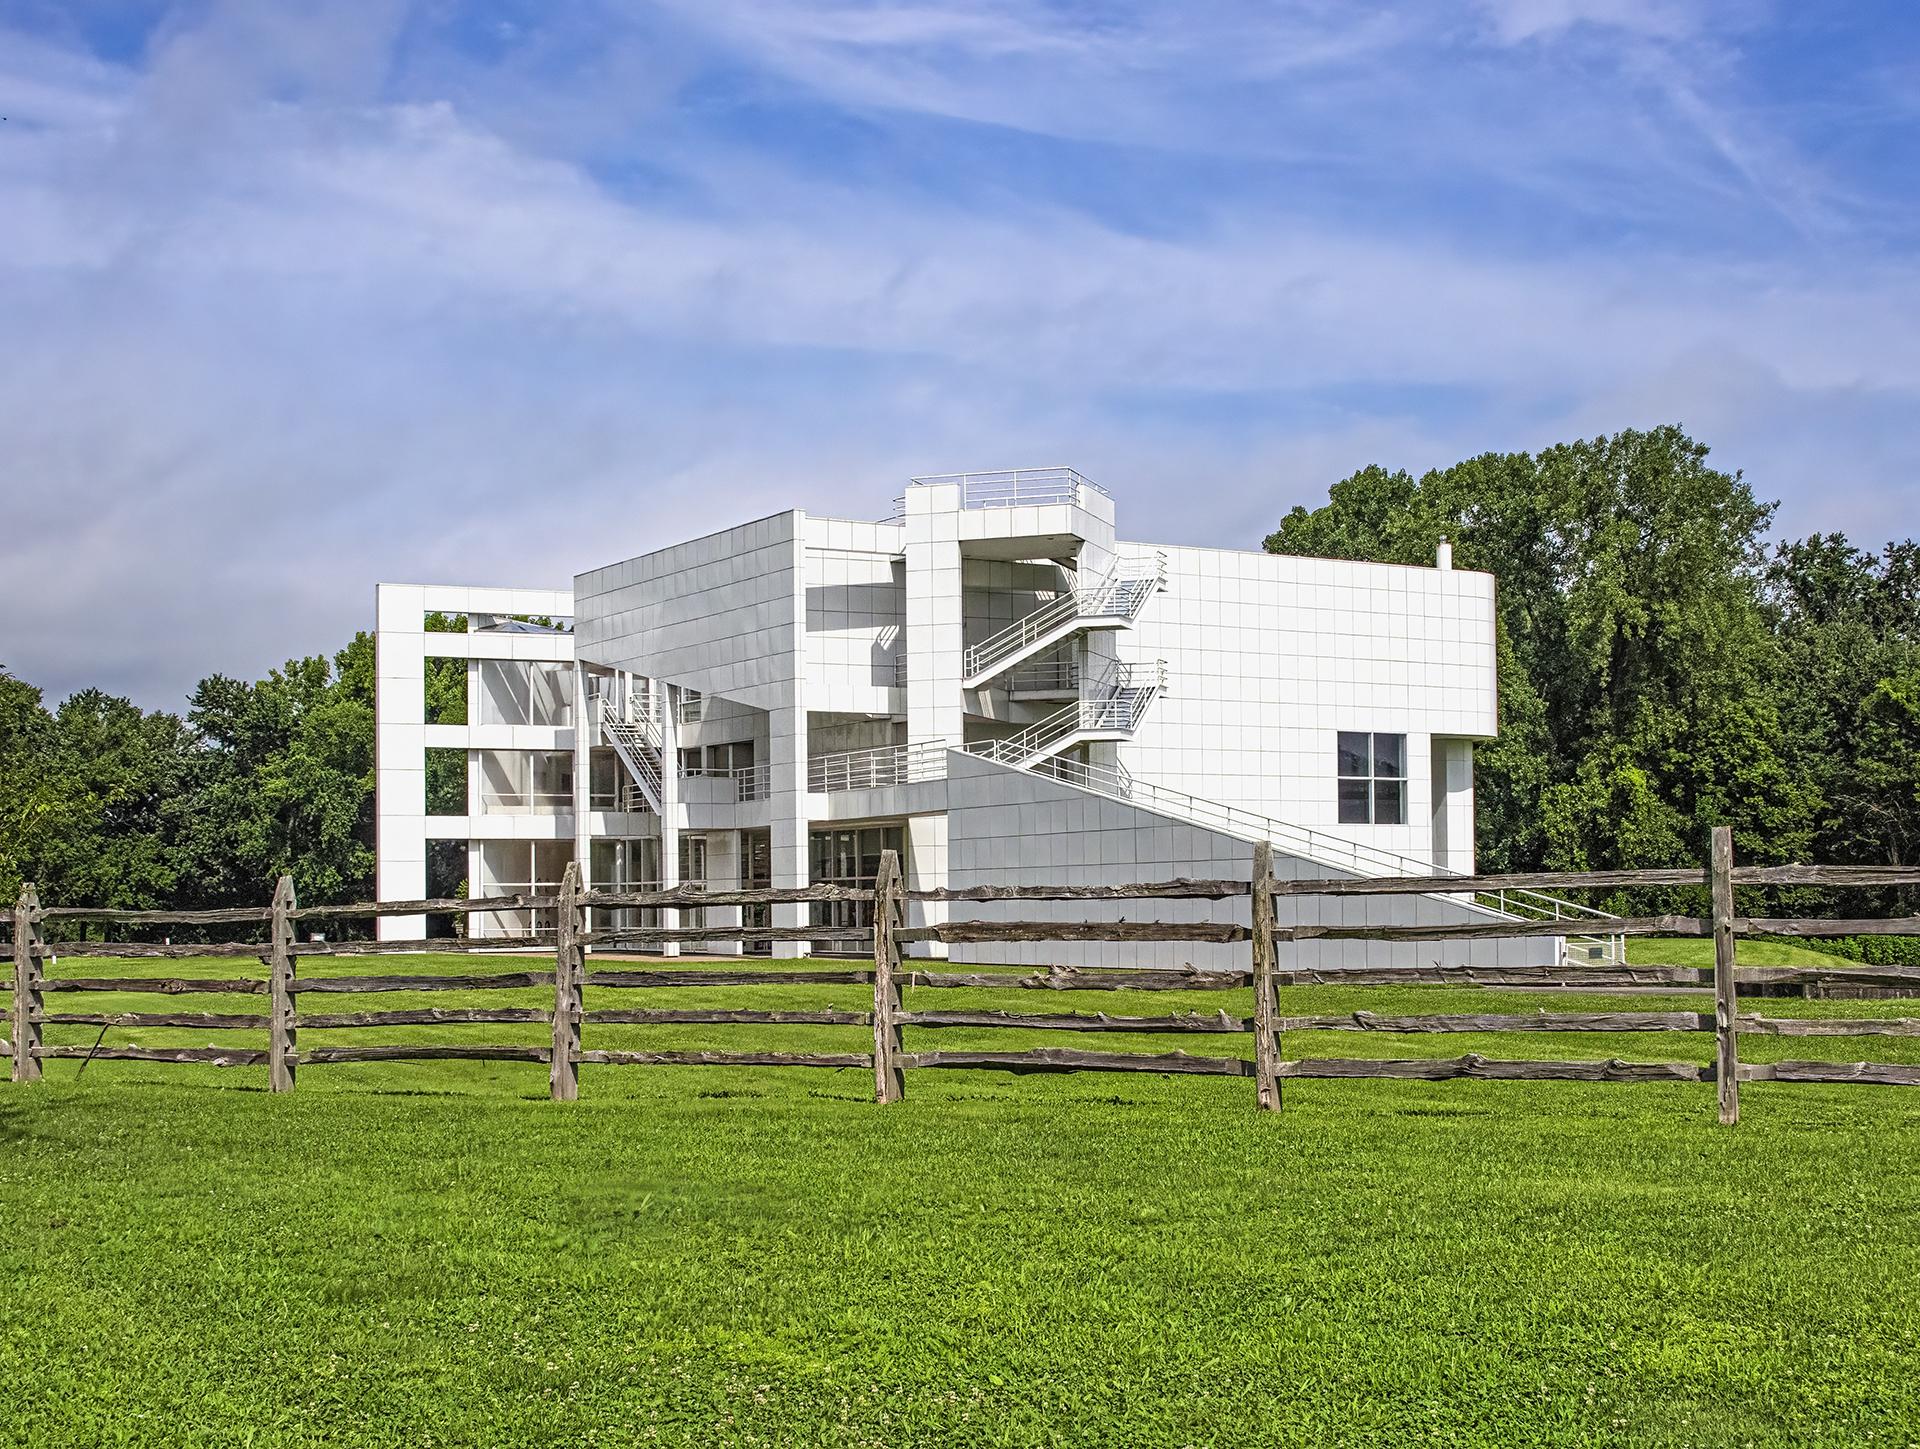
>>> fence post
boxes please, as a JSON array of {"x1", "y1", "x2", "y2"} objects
[
  {"x1": 1251, "y1": 842, "x2": 1280, "y2": 1111},
  {"x1": 268, "y1": 875, "x2": 297, "y2": 1093},
  {"x1": 1710, "y1": 825, "x2": 1739, "y2": 1126},
  {"x1": 12, "y1": 884, "x2": 42, "y2": 1084},
  {"x1": 871, "y1": 849, "x2": 906, "y2": 1103},
  {"x1": 551, "y1": 862, "x2": 584, "y2": 1102}
]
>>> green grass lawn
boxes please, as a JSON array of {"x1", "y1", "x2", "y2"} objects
[
  {"x1": 5, "y1": 948, "x2": 1920, "y2": 1447},
  {"x1": 1627, "y1": 936, "x2": 1847, "y2": 968}
]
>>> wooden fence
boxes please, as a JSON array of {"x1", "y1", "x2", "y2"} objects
[{"x1": 7, "y1": 829, "x2": 1920, "y2": 1121}]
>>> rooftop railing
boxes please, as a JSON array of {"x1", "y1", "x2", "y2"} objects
[{"x1": 887, "y1": 467, "x2": 1110, "y2": 518}]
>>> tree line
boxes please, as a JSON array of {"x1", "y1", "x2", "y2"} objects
[{"x1": 2, "y1": 425, "x2": 1913, "y2": 935}]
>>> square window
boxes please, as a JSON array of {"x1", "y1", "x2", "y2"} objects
[{"x1": 1336, "y1": 730, "x2": 1408, "y2": 825}]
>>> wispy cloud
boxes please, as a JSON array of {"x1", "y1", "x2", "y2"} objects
[{"x1": 0, "y1": 0, "x2": 1915, "y2": 705}]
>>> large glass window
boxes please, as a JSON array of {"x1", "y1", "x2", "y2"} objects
[
  {"x1": 477, "y1": 660, "x2": 574, "y2": 727},
  {"x1": 1337, "y1": 732, "x2": 1406, "y2": 825},
  {"x1": 809, "y1": 824, "x2": 904, "y2": 955},
  {"x1": 679, "y1": 835, "x2": 708, "y2": 932},
  {"x1": 741, "y1": 830, "x2": 773, "y2": 957}
]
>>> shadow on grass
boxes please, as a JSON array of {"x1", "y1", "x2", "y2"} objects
[{"x1": 0, "y1": 1100, "x2": 40, "y2": 1144}]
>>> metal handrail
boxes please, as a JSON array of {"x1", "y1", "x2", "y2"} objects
[
  {"x1": 1007, "y1": 657, "x2": 1080, "y2": 692},
  {"x1": 973, "y1": 660, "x2": 1167, "y2": 766},
  {"x1": 909, "y1": 467, "x2": 1110, "y2": 508},
  {"x1": 588, "y1": 782, "x2": 651, "y2": 813},
  {"x1": 683, "y1": 762, "x2": 771, "y2": 802},
  {"x1": 806, "y1": 741, "x2": 949, "y2": 793},
  {"x1": 962, "y1": 552, "x2": 1165, "y2": 682},
  {"x1": 600, "y1": 699, "x2": 664, "y2": 807},
  {"x1": 996, "y1": 752, "x2": 1624, "y2": 959},
  {"x1": 476, "y1": 790, "x2": 575, "y2": 815}
]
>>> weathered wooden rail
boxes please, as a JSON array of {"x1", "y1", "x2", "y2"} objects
[{"x1": 7, "y1": 831, "x2": 1920, "y2": 1118}]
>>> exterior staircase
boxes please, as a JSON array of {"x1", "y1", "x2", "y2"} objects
[
  {"x1": 600, "y1": 698, "x2": 666, "y2": 814},
  {"x1": 961, "y1": 553, "x2": 1166, "y2": 689},
  {"x1": 963, "y1": 749, "x2": 1625, "y2": 962},
  {"x1": 969, "y1": 660, "x2": 1166, "y2": 769}
]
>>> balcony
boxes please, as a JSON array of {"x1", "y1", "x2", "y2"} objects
[
  {"x1": 807, "y1": 741, "x2": 949, "y2": 793},
  {"x1": 683, "y1": 762, "x2": 772, "y2": 802}
]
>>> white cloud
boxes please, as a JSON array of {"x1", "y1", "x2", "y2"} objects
[{"x1": 0, "y1": 3, "x2": 1914, "y2": 707}]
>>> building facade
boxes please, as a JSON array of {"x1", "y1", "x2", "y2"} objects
[{"x1": 375, "y1": 470, "x2": 1612, "y2": 966}]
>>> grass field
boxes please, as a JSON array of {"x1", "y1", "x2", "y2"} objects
[
  {"x1": 5, "y1": 948, "x2": 1920, "y2": 1447},
  {"x1": 1626, "y1": 936, "x2": 1848, "y2": 968}
]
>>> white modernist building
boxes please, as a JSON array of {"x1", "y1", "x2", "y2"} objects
[{"x1": 375, "y1": 469, "x2": 1615, "y2": 966}]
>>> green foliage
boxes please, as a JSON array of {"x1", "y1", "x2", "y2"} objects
[
  {"x1": 416, "y1": 613, "x2": 471, "y2": 815},
  {"x1": 174, "y1": 642, "x2": 375, "y2": 908},
  {"x1": 0, "y1": 633, "x2": 376, "y2": 920},
  {"x1": 0, "y1": 673, "x2": 192, "y2": 911},
  {"x1": 1790, "y1": 933, "x2": 1920, "y2": 968},
  {"x1": 1764, "y1": 538, "x2": 1920, "y2": 913}
]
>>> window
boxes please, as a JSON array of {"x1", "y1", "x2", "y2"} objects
[
  {"x1": 709, "y1": 740, "x2": 755, "y2": 773},
  {"x1": 1337, "y1": 732, "x2": 1406, "y2": 825},
  {"x1": 809, "y1": 824, "x2": 904, "y2": 955}
]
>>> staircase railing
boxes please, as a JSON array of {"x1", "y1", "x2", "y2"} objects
[
  {"x1": 600, "y1": 699, "x2": 665, "y2": 811},
  {"x1": 1007, "y1": 657, "x2": 1080, "y2": 693},
  {"x1": 970, "y1": 660, "x2": 1168, "y2": 767},
  {"x1": 992, "y1": 751, "x2": 1624, "y2": 961},
  {"x1": 962, "y1": 552, "x2": 1165, "y2": 683},
  {"x1": 887, "y1": 467, "x2": 1112, "y2": 518}
]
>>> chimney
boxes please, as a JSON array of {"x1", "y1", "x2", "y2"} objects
[{"x1": 1436, "y1": 536, "x2": 1453, "y2": 571}]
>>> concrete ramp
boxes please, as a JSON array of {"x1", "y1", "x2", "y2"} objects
[{"x1": 940, "y1": 751, "x2": 1564, "y2": 972}]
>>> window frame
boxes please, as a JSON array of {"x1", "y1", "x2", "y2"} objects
[{"x1": 1336, "y1": 731, "x2": 1409, "y2": 826}]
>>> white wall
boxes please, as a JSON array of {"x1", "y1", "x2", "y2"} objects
[
  {"x1": 575, "y1": 513, "x2": 806, "y2": 715},
  {"x1": 942, "y1": 752, "x2": 1556, "y2": 970},
  {"x1": 574, "y1": 512, "x2": 813, "y2": 935},
  {"x1": 803, "y1": 541, "x2": 905, "y2": 703},
  {"x1": 1118, "y1": 545, "x2": 1498, "y2": 870}
]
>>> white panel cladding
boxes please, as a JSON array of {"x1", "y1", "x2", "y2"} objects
[
  {"x1": 807, "y1": 713, "x2": 904, "y2": 757},
  {"x1": 1115, "y1": 543, "x2": 1498, "y2": 869},
  {"x1": 804, "y1": 545, "x2": 905, "y2": 691},
  {"x1": 572, "y1": 513, "x2": 812, "y2": 931},
  {"x1": 573, "y1": 512, "x2": 805, "y2": 714},
  {"x1": 1432, "y1": 737, "x2": 1477, "y2": 876},
  {"x1": 961, "y1": 558, "x2": 1071, "y2": 648},
  {"x1": 942, "y1": 753, "x2": 1556, "y2": 970}
]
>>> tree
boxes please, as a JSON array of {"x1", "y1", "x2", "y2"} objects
[
  {"x1": 0, "y1": 670, "x2": 196, "y2": 916},
  {"x1": 0, "y1": 671, "x2": 70, "y2": 902},
  {"x1": 175, "y1": 640, "x2": 375, "y2": 909},
  {"x1": 1765, "y1": 537, "x2": 1920, "y2": 910}
]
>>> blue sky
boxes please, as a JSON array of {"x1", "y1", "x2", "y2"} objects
[{"x1": 2, "y1": 0, "x2": 1917, "y2": 705}]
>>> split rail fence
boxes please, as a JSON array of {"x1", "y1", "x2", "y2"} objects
[{"x1": 7, "y1": 828, "x2": 1920, "y2": 1121}]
